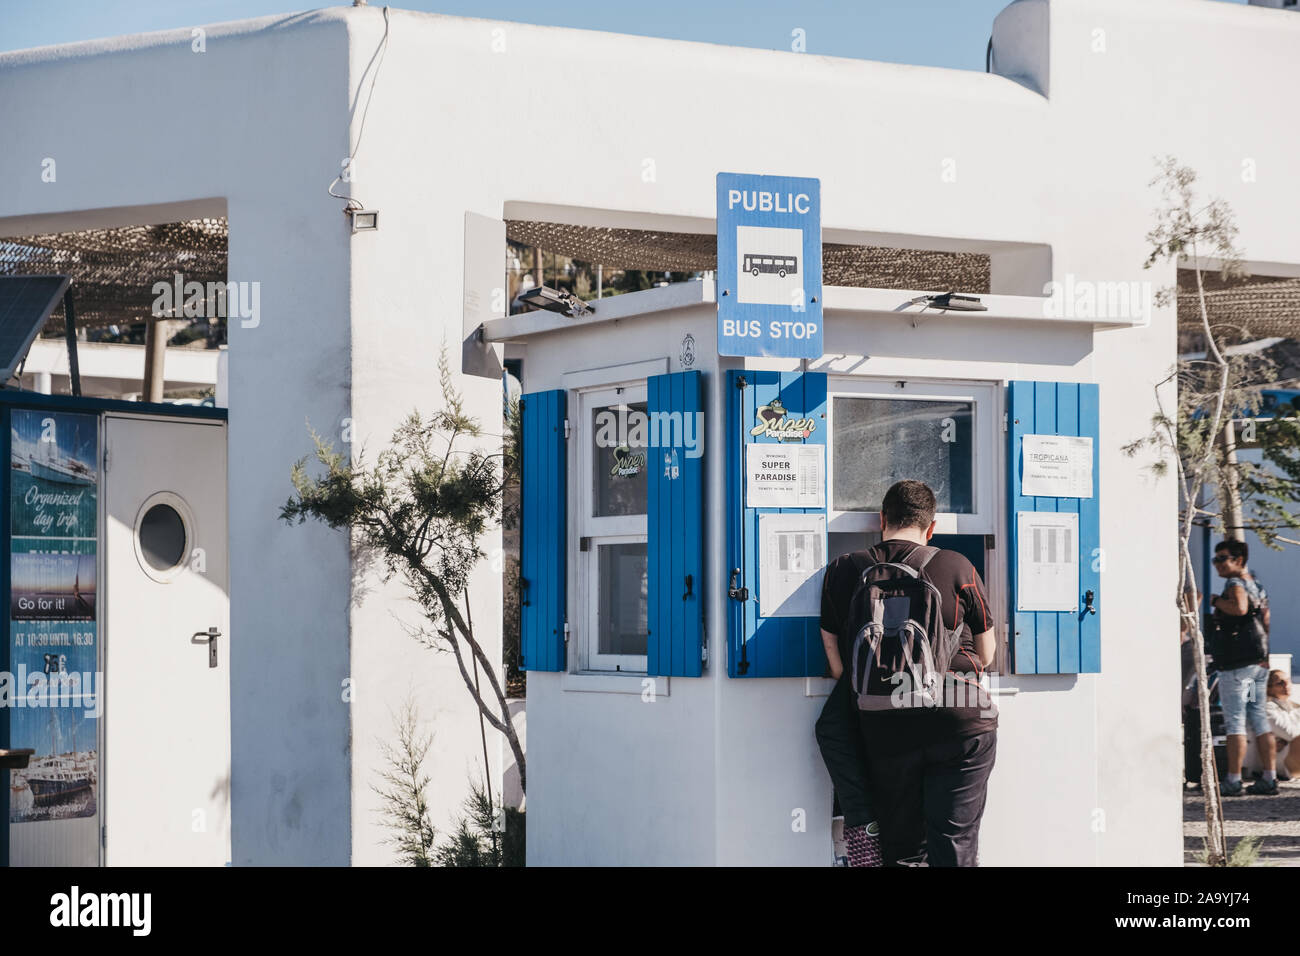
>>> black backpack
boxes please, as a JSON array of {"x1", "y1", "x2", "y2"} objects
[
  {"x1": 1211, "y1": 579, "x2": 1269, "y2": 670},
  {"x1": 848, "y1": 545, "x2": 962, "y2": 712}
]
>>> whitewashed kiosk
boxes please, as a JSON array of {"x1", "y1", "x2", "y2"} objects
[
  {"x1": 7, "y1": 0, "x2": 1300, "y2": 867},
  {"x1": 498, "y1": 253, "x2": 1120, "y2": 865}
]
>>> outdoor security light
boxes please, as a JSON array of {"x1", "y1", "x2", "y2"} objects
[
  {"x1": 909, "y1": 291, "x2": 988, "y2": 312},
  {"x1": 516, "y1": 285, "x2": 594, "y2": 317},
  {"x1": 347, "y1": 208, "x2": 379, "y2": 232}
]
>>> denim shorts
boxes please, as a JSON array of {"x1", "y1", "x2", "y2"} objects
[{"x1": 1219, "y1": 663, "x2": 1270, "y2": 737}]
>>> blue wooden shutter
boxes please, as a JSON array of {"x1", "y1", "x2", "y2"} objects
[
  {"x1": 520, "y1": 389, "x2": 567, "y2": 672},
  {"x1": 647, "y1": 371, "x2": 705, "y2": 677},
  {"x1": 726, "y1": 370, "x2": 828, "y2": 678},
  {"x1": 1007, "y1": 380, "x2": 1101, "y2": 674}
]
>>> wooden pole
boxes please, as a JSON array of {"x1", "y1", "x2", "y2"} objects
[
  {"x1": 142, "y1": 318, "x2": 168, "y2": 403},
  {"x1": 1220, "y1": 421, "x2": 1245, "y2": 542},
  {"x1": 62, "y1": 289, "x2": 82, "y2": 397}
]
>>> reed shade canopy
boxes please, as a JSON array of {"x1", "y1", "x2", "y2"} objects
[
  {"x1": 0, "y1": 218, "x2": 228, "y2": 331},
  {"x1": 1178, "y1": 270, "x2": 1300, "y2": 340},
  {"x1": 3, "y1": 216, "x2": 1298, "y2": 338},
  {"x1": 505, "y1": 221, "x2": 1300, "y2": 337},
  {"x1": 505, "y1": 219, "x2": 993, "y2": 292}
]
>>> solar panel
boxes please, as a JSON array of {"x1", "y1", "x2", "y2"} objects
[{"x1": 0, "y1": 275, "x2": 70, "y2": 383}]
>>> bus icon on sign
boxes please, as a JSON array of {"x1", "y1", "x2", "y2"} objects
[{"x1": 743, "y1": 253, "x2": 798, "y2": 279}]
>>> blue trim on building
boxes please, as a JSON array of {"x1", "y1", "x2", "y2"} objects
[
  {"x1": 726, "y1": 369, "x2": 828, "y2": 678},
  {"x1": 647, "y1": 370, "x2": 706, "y2": 677},
  {"x1": 1007, "y1": 380, "x2": 1101, "y2": 675},
  {"x1": 519, "y1": 389, "x2": 567, "y2": 672}
]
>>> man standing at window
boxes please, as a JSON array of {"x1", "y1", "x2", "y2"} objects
[
  {"x1": 1209, "y1": 538, "x2": 1275, "y2": 796},
  {"x1": 819, "y1": 479, "x2": 997, "y2": 866}
]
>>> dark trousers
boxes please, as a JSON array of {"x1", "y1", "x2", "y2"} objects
[
  {"x1": 814, "y1": 675, "x2": 874, "y2": 827},
  {"x1": 867, "y1": 729, "x2": 997, "y2": 867}
]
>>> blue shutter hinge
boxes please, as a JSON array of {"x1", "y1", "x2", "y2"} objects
[
  {"x1": 563, "y1": 418, "x2": 571, "y2": 440},
  {"x1": 1002, "y1": 412, "x2": 1008, "y2": 433},
  {"x1": 563, "y1": 622, "x2": 571, "y2": 642}
]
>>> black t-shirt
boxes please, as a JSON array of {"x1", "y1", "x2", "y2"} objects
[{"x1": 819, "y1": 539, "x2": 998, "y2": 754}]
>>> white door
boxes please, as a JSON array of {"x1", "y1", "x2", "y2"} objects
[{"x1": 103, "y1": 416, "x2": 229, "y2": 865}]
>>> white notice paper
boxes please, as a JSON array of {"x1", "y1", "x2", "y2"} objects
[
  {"x1": 746, "y1": 444, "x2": 825, "y2": 509},
  {"x1": 1021, "y1": 434, "x2": 1094, "y2": 499},
  {"x1": 1016, "y1": 511, "x2": 1079, "y2": 612},
  {"x1": 758, "y1": 514, "x2": 826, "y2": 618}
]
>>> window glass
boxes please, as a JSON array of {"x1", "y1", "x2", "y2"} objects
[
  {"x1": 591, "y1": 401, "x2": 648, "y2": 517},
  {"x1": 139, "y1": 503, "x2": 187, "y2": 571},
  {"x1": 832, "y1": 397, "x2": 974, "y2": 513},
  {"x1": 597, "y1": 542, "x2": 647, "y2": 657}
]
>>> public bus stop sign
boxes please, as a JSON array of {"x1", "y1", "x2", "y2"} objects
[{"x1": 716, "y1": 172, "x2": 823, "y2": 359}]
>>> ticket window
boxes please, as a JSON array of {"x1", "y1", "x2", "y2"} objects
[
  {"x1": 825, "y1": 378, "x2": 1004, "y2": 666},
  {"x1": 575, "y1": 383, "x2": 650, "y2": 673}
]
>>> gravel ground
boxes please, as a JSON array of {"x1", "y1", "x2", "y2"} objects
[{"x1": 1184, "y1": 777, "x2": 1300, "y2": 865}]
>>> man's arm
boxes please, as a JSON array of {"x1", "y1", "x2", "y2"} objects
[
  {"x1": 821, "y1": 629, "x2": 843, "y2": 680},
  {"x1": 958, "y1": 562, "x2": 996, "y2": 670}
]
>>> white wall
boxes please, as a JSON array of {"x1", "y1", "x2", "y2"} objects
[
  {"x1": 341, "y1": 9, "x2": 512, "y2": 865},
  {"x1": 0, "y1": 7, "x2": 518, "y2": 868},
  {"x1": 518, "y1": 308, "x2": 721, "y2": 865},
  {"x1": 444, "y1": 0, "x2": 1298, "y2": 865},
  {"x1": 5, "y1": 0, "x2": 1299, "y2": 867},
  {"x1": 0, "y1": 13, "x2": 356, "y2": 864}
]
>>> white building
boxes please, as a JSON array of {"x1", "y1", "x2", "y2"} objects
[{"x1": 2, "y1": 0, "x2": 1299, "y2": 866}]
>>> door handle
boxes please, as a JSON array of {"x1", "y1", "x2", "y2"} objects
[{"x1": 192, "y1": 626, "x2": 221, "y2": 668}]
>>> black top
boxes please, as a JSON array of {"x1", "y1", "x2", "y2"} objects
[
  {"x1": 820, "y1": 539, "x2": 998, "y2": 754},
  {"x1": 1210, "y1": 574, "x2": 1269, "y2": 670}
]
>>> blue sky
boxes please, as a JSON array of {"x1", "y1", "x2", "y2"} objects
[{"x1": 0, "y1": 0, "x2": 1250, "y2": 70}]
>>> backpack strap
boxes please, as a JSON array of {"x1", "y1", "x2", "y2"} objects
[
  {"x1": 859, "y1": 544, "x2": 940, "y2": 584},
  {"x1": 861, "y1": 561, "x2": 922, "y2": 583},
  {"x1": 909, "y1": 544, "x2": 940, "y2": 573}
]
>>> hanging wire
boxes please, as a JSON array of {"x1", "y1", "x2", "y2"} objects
[{"x1": 328, "y1": 5, "x2": 391, "y2": 213}]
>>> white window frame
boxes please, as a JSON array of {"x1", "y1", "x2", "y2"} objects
[
  {"x1": 825, "y1": 375, "x2": 1008, "y2": 669},
  {"x1": 825, "y1": 377, "x2": 998, "y2": 536},
  {"x1": 575, "y1": 382, "x2": 649, "y2": 674}
]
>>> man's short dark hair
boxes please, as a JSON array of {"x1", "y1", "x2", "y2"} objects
[
  {"x1": 881, "y1": 480, "x2": 936, "y2": 531},
  {"x1": 1215, "y1": 539, "x2": 1249, "y2": 564}
]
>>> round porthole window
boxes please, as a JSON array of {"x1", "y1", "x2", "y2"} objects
[{"x1": 133, "y1": 492, "x2": 194, "y2": 583}]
